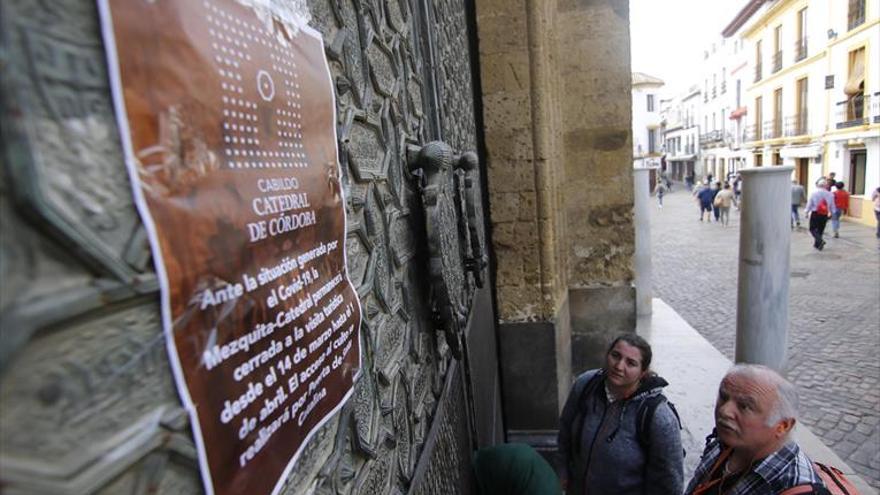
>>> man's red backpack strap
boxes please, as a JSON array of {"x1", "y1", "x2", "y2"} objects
[{"x1": 779, "y1": 462, "x2": 860, "y2": 495}]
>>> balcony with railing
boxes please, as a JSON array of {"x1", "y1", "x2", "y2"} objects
[
  {"x1": 875, "y1": 92, "x2": 880, "y2": 123},
  {"x1": 784, "y1": 114, "x2": 809, "y2": 137},
  {"x1": 699, "y1": 130, "x2": 725, "y2": 146},
  {"x1": 754, "y1": 63, "x2": 763, "y2": 82},
  {"x1": 772, "y1": 51, "x2": 783, "y2": 73},
  {"x1": 745, "y1": 124, "x2": 762, "y2": 142},
  {"x1": 764, "y1": 119, "x2": 782, "y2": 139},
  {"x1": 794, "y1": 38, "x2": 808, "y2": 62},
  {"x1": 836, "y1": 93, "x2": 878, "y2": 128}
]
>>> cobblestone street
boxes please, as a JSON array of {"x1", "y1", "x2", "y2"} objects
[{"x1": 650, "y1": 183, "x2": 880, "y2": 488}]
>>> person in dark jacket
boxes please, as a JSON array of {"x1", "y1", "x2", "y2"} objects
[
  {"x1": 473, "y1": 443, "x2": 561, "y2": 495},
  {"x1": 557, "y1": 334, "x2": 684, "y2": 495},
  {"x1": 711, "y1": 181, "x2": 723, "y2": 222},
  {"x1": 698, "y1": 181, "x2": 718, "y2": 222}
]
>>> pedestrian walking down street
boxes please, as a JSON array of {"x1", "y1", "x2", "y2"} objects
[
  {"x1": 805, "y1": 180, "x2": 837, "y2": 251},
  {"x1": 656, "y1": 181, "x2": 667, "y2": 209},
  {"x1": 661, "y1": 170, "x2": 672, "y2": 191},
  {"x1": 714, "y1": 183, "x2": 735, "y2": 226},
  {"x1": 826, "y1": 172, "x2": 837, "y2": 189},
  {"x1": 790, "y1": 180, "x2": 806, "y2": 229},
  {"x1": 685, "y1": 172, "x2": 695, "y2": 192},
  {"x1": 711, "y1": 182, "x2": 722, "y2": 222},
  {"x1": 696, "y1": 181, "x2": 715, "y2": 222},
  {"x1": 733, "y1": 174, "x2": 742, "y2": 210},
  {"x1": 831, "y1": 182, "x2": 850, "y2": 238},
  {"x1": 873, "y1": 187, "x2": 880, "y2": 239}
]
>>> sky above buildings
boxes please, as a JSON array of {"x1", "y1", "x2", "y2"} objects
[{"x1": 629, "y1": 0, "x2": 746, "y2": 96}]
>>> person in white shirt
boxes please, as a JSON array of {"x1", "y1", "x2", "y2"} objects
[{"x1": 804, "y1": 180, "x2": 837, "y2": 251}]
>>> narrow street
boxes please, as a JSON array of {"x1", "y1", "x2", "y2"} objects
[{"x1": 650, "y1": 183, "x2": 880, "y2": 489}]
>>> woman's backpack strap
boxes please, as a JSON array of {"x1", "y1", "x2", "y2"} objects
[{"x1": 569, "y1": 370, "x2": 604, "y2": 455}]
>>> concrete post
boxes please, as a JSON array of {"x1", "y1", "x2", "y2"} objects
[
  {"x1": 735, "y1": 165, "x2": 794, "y2": 370},
  {"x1": 633, "y1": 167, "x2": 653, "y2": 316}
]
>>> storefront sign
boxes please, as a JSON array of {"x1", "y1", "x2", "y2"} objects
[{"x1": 98, "y1": 2, "x2": 361, "y2": 494}]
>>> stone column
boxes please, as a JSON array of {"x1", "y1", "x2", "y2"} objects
[
  {"x1": 735, "y1": 165, "x2": 794, "y2": 370},
  {"x1": 633, "y1": 167, "x2": 653, "y2": 316}
]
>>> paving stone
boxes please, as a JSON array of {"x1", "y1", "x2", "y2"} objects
[
  {"x1": 843, "y1": 414, "x2": 861, "y2": 424},
  {"x1": 835, "y1": 440, "x2": 860, "y2": 457},
  {"x1": 846, "y1": 431, "x2": 868, "y2": 444},
  {"x1": 826, "y1": 429, "x2": 846, "y2": 442},
  {"x1": 651, "y1": 186, "x2": 880, "y2": 490},
  {"x1": 856, "y1": 423, "x2": 874, "y2": 435}
]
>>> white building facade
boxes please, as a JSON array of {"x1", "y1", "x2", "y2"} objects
[
  {"x1": 662, "y1": 86, "x2": 703, "y2": 181},
  {"x1": 822, "y1": 0, "x2": 880, "y2": 225},
  {"x1": 699, "y1": 37, "x2": 751, "y2": 182},
  {"x1": 632, "y1": 72, "x2": 665, "y2": 169},
  {"x1": 723, "y1": 0, "x2": 879, "y2": 226}
]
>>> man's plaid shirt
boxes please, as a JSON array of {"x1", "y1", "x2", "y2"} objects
[{"x1": 685, "y1": 437, "x2": 823, "y2": 494}]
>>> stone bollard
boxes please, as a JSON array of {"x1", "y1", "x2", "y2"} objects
[
  {"x1": 633, "y1": 167, "x2": 653, "y2": 316},
  {"x1": 735, "y1": 165, "x2": 794, "y2": 370}
]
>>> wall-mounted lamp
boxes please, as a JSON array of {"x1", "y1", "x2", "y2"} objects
[{"x1": 827, "y1": 28, "x2": 838, "y2": 39}]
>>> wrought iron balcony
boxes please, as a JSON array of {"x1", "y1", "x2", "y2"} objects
[
  {"x1": 764, "y1": 119, "x2": 782, "y2": 139},
  {"x1": 745, "y1": 124, "x2": 761, "y2": 142},
  {"x1": 836, "y1": 94, "x2": 876, "y2": 128},
  {"x1": 699, "y1": 130, "x2": 724, "y2": 145},
  {"x1": 772, "y1": 51, "x2": 783, "y2": 73},
  {"x1": 794, "y1": 38, "x2": 808, "y2": 62},
  {"x1": 875, "y1": 92, "x2": 880, "y2": 124},
  {"x1": 784, "y1": 114, "x2": 809, "y2": 137},
  {"x1": 754, "y1": 63, "x2": 763, "y2": 82}
]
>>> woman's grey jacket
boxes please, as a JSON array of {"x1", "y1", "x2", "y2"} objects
[{"x1": 557, "y1": 369, "x2": 684, "y2": 495}]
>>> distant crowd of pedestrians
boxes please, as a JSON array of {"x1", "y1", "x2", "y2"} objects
[
  {"x1": 654, "y1": 171, "x2": 877, "y2": 250},
  {"x1": 688, "y1": 174, "x2": 740, "y2": 227}
]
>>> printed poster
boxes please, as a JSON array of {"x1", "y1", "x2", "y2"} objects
[{"x1": 98, "y1": 1, "x2": 362, "y2": 494}]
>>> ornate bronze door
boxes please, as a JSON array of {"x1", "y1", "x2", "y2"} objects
[{"x1": 0, "y1": 0, "x2": 499, "y2": 494}]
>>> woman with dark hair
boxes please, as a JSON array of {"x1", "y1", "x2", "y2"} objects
[{"x1": 557, "y1": 334, "x2": 683, "y2": 495}]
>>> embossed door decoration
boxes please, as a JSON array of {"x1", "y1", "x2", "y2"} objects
[{"x1": 98, "y1": 2, "x2": 362, "y2": 495}]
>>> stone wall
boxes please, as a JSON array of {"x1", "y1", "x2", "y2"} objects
[
  {"x1": 478, "y1": 0, "x2": 635, "y2": 325},
  {"x1": 476, "y1": 0, "x2": 635, "y2": 430},
  {"x1": 557, "y1": 0, "x2": 635, "y2": 289},
  {"x1": 557, "y1": 0, "x2": 636, "y2": 374},
  {"x1": 476, "y1": 0, "x2": 568, "y2": 325}
]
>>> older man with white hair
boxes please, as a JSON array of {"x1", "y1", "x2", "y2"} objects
[{"x1": 685, "y1": 364, "x2": 829, "y2": 495}]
